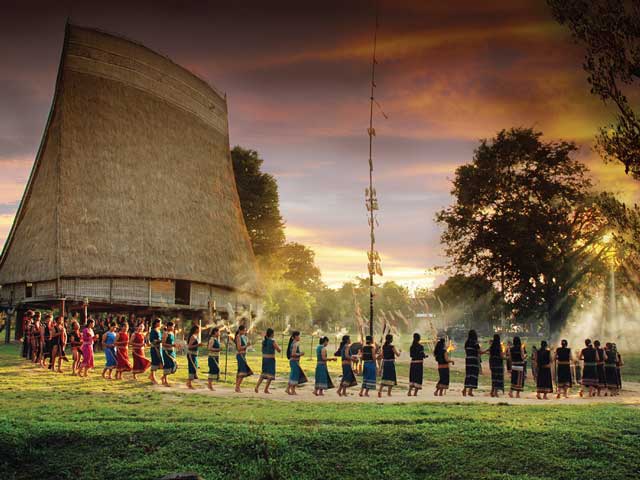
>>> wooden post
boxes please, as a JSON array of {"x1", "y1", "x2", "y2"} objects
[
  {"x1": 61, "y1": 298, "x2": 66, "y2": 319},
  {"x1": 4, "y1": 309, "x2": 13, "y2": 345}
]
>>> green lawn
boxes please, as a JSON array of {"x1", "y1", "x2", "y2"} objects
[{"x1": 1, "y1": 345, "x2": 639, "y2": 480}]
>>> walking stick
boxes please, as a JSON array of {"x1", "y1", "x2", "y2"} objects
[{"x1": 224, "y1": 331, "x2": 230, "y2": 381}]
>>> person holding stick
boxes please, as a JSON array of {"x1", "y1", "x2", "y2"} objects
[
  {"x1": 359, "y1": 335, "x2": 377, "y2": 397},
  {"x1": 314, "y1": 336, "x2": 336, "y2": 396},
  {"x1": 378, "y1": 334, "x2": 400, "y2": 398},
  {"x1": 161, "y1": 321, "x2": 178, "y2": 387},
  {"x1": 234, "y1": 324, "x2": 253, "y2": 393},
  {"x1": 186, "y1": 323, "x2": 201, "y2": 389},
  {"x1": 207, "y1": 327, "x2": 221, "y2": 391},
  {"x1": 255, "y1": 328, "x2": 281, "y2": 394},
  {"x1": 148, "y1": 318, "x2": 164, "y2": 384},
  {"x1": 336, "y1": 335, "x2": 357, "y2": 397},
  {"x1": 285, "y1": 331, "x2": 307, "y2": 395}
]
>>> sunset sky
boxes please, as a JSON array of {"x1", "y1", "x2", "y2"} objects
[{"x1": 1, "y1": 0, "x2": 638, "y2": 290}]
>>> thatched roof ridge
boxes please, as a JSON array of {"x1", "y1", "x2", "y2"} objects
[{"x1": 0, "y1": 24, "x2": 262, "y2": 297}]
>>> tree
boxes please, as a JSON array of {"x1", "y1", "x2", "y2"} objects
[
  {"x1": 280, "y1": 242, "x2": 323, "y2": 292},
  {"x1": 548, "y1": 0, "x2": 640, "y2": 179},
  {"x1": 231, "y1": 146, "x2": 285, "y2": 257},
  {"x1": 436, "y1": 128, "x2": 612, "y2": 334},
  {"x1": 263, "y1": 279, "x2": 314, "y2": 332},
  {"x1": 433, "y1": 274, "x2": 503, "y2": 331}
]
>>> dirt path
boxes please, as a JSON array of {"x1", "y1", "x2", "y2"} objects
[{"x1": 154, "y1": 378, "x2": 640, "y2": 406}]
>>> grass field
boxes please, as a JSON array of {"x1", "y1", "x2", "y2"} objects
[{"x1": 1, "y1": 344, "x2": 639, "y2": 480}]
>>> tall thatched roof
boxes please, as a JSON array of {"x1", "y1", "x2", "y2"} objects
[{"x1": 0, "y1": 24, "x2": 261, "y2": 297}]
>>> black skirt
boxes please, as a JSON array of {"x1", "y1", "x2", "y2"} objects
[
  {"x1": 409, "y1": 361, "x2": 424, "y2": 388},
  {"x1": 556, "y1": 363, "x2": 573, "y2": 388},
  {"x1": 490, "y1": 357, "x2": 504, "y2": 391},
  {"x1": 437, "y1": 365, "x2": 450, "y2": 388},
  {"x1": 536, "y1": 366, "x2": 553, "y2": 393}
]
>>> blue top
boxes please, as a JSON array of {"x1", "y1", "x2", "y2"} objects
[
  {"x1": 240, "y1": 335, "x2": 247, "y2": 348},
  {"x1": 166, "y1": 332, "x2": 175, "y2": 347},
  {"x1": 262, "y1": 337, "x2": 275, "y2": 355},
  {"x1": 105, "y1": 331, "x2": 116, "y2": 347},
  {"x1": 316, "y1": 344, "x2": 325, "y2": 362}
]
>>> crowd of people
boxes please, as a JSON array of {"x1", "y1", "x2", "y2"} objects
[{"x1": 18, "y1": 311, "x2": 624, "y2": 400}]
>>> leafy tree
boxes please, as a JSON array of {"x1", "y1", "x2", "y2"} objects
[
  {"x1": 548, "y1": 0, "x2": 640, "y2": 179},
  {"x1": 280, "y1": 242, "x2": 323, "y2": 292},
  {"x1": 263, "y1": 280, "x2": 314, "y2": 332},
  {"x1": 433, "y1": 274, "x2": 503, "y2": 331},
  {"x1": 436, "y1": 128, "x2": 612, "y2": 334},
  {"x1": 231, "y1": 146, "x2": 285, "y2": 257}
]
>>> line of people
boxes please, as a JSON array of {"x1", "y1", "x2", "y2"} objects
[
  {"x1": 19, "y1": 311, "x2": 624, "y2": 400},
  {"x1": 462, "y1": 331, "x2": 624, "y2": 400}
]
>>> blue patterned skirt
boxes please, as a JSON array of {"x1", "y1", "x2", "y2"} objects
[
  {"x1": 341, "y1": 362, "x2": 358, "y2": 387},
  {"x1": 289, "y1": 359, "x2": 308, "y2": 386},
  {"x1": 150, "y1": 345, "x2": 163, "y2": 371},
  {"x1": 314, "y1": 362, "x2": 334, "y2": 389},
  {"x1": 236, "y1": 353, "x2": 253, "y2": 378},
  {"x1": 381, "y1": 359, "x2": 397, "y2": 386},
  {"x1": 162, "y1": 349, "x2": 177, "y2": 375},
  {"x1": 187, "y1": 351, "x2": 199, "y2": 380},
  {"x1": 362, "y1": 360, "x2": 377, "y2": 389},
  {"x1": 261, "y1": 357, "x2": 276, "y2": 380},
  {"x1": 208, "y1": 355, "x2": 220, "y2": 381}
]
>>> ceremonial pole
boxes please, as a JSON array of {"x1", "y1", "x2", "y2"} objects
[{"x1": 365, "y1": 2, "x2": 384, "y2": 337}]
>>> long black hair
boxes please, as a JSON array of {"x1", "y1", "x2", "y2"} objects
[
  {"x1": 465, "y1": 329, "x2": 478, "y2": 349},
  {"x1": 287, "y1": 330, "x2": 300, "y2": 359},
  {"x1": 384, "y1": 334, "x2": 393, "y2": 346},
  {"x1": 263, "y1": 328, "x2": 274, "y2": 349},
  {"x1": 319, "y1": 336, "x2": 329, "y2": 345},
  {"x1": 434, "y1": 337, "x2": 445, "y2": 357},
  {"x1": 412, "y1": 333, "x2": 421, "y2": 348},
  {"x1": 336, "y1": 335, "x2": 350, "y2": 356},
  {"x1": 187, "y1": 324, "x2": 199, "y2": 340},
  {"x1": 490, "y1": 333, "x2": 501, "y2": 356},
  {"x1": 513, "y1": 336, "x2": 521, "y2": 348}
]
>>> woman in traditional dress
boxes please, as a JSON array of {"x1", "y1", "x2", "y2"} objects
[
  {"x1": 234, "y1": 325, "x2": 253, "y2": 393},
  {"x1": 48, "y1": 316, "x2": 62, "y2": 371},
  {"x1": 185, "y1": 324, "x2": 202, "y2": 389},
  {"x1": 207, "y1": 327, "x2": 221, "y2": 391},
  {"x1": 78, "y1": 318, "x2": 96, "y2": 377},
  {"x1": 69, "y1": 320, "x2": 82, "y2": 376},
  {"x1": 604, "y1": 343, "x2": 619, "y2": 396},
  {"x1": 161, "y1": 321, "x2": 178, "y2": 387},
  {"x1": 594, "y1": 340, "x2": 607, "y2": 396},
  {"x1": 40, "y1": 314, "x2": 53, "y2": 369},
  {"x1": 378, "y1": 334, "x2": 400, "y2": 398},
  {"x1": 314, "y1": 336, "x2": 336, "y2": 396},
  {"x1": 359, "y1": 335, "x2": 377, "y2": 397},
  {"x1": 463, "y1": 329, "x2": 482, "y2": 397},
  {"x1": 489, "y1": 334, "x2": 505, "y2": 397},
  {"x1": 286, "y1": 331, "x2": 307, "y2": 395},
  {"x1": 31, "y1": 313, "x2": 42, "y2": 364},
  {"x1": 507, "y1": 336, "x2": 527, "y2": 397},
  {"x1": 51, "y1": 316, "x2": 68, "y2": 373},
  {"x1": 131, "y1": 323, "x2": 151, "y2": 380},
  {"x1": 579, "y1": 339, "x2": 598, "y2": 397},
  {"x1": 101, "y1": 322, "x2": 118, "y2": 379},
  {"x1": 614, "y1": 344, "x2": 623, "y2": 390},
  {"x1": 337, "y1": 335, "x2": 357, "y2": 396},
  {"x1": 115, "y1": 323, "x2": 132, "y2": 380},
  {"x1": 148, "y1": 318, "x2": 163, "y2": 384},
  {"x1": 434, "y1": 337, "x2": 454, "y2": 396},
  {"x1": 408, "y1": 333, "x2": 426, "y2": 396},
  {"x1": 21, "y1": 311, "x2": 33, "y2": 360},
  {"x1": 255, "y1": 328, "x2": 281, "y2": 394},
  {"x1": 535, "y1": 341, "x2": 553, "y2": 399},
  {"x1": 554, "y1": 339, "x2": 573, "y2": 399}
]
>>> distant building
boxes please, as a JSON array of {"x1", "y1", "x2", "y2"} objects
[{"x1": 0, "y1": 24, "x2": 261, "y2": 332}]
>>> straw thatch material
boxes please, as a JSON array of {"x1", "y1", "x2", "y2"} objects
[{"x1": 0, "y1": 24, "x2": 261, "y2": 300}]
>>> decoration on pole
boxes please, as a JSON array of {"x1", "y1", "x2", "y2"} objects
[{"x1": 365, "y1": 2, "x2": 386, "y2": 337}]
